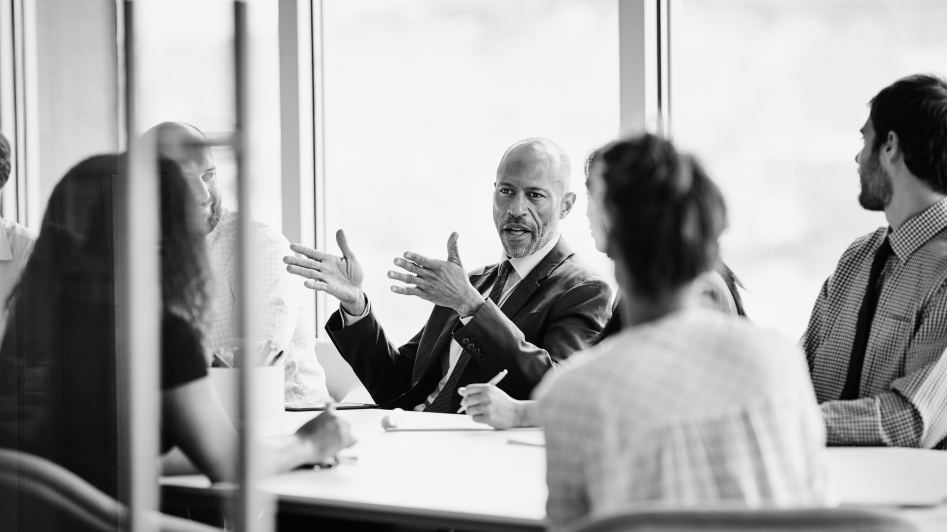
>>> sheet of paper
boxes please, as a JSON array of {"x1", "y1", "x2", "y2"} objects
[{"x1": 382, "y1": 411, "x2": 495, "y2": 431}]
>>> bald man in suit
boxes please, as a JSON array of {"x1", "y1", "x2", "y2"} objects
[{"x1": 284, "y1": 138, "x2": 611, "y2": 414}]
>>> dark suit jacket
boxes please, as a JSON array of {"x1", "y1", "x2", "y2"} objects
[{"x1": 326, "y1": 237, "x2": 612, "y2": 412}]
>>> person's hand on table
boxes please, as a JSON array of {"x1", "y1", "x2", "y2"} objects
[
  {"x1": 459, "y1": 384, "x2": 529, "y2": 429},
  {"x1": 295, "y1": 406, "x2": 357, "y2": 462},
  {"x1": 284, "y1": 229, "x2": 367, "y2": 315},
  {"x1": 388, "y1": 232, "x2": 485, "y2": 318}
]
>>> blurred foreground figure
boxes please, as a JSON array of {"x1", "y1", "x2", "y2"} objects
[
  {"x1": 802, "y1": 74, "x2": 947, "y2": 449},
  {"x1": 0, "y1": 133, "x2": 36, "y2": 343},
  {"x1": 536, "y1": 135, "x2": 827, "y2": 529},
  {"x1": 146, "y1": 121, "x2": 330, "y2": 403},
  {"x1": 0, "y1": 154, "x2": 353, "y2": 532}
]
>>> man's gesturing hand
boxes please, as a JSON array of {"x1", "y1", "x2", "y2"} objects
[
  {"x1": 283, "y1": 229, "x2": 367, "y2": 315},
  {"x1": 389, "y1": 232, "x2": 485, "y2": 318}
]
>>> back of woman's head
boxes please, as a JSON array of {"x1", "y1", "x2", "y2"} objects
[
  {"x1": 7, "y1": 154, "x2": 209, "y2": 327},
  {"x1": 599, "y1": 134, "x2": 727, "y2": 300}
]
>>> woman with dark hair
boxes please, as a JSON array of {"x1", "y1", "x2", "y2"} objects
[
  {"x1": 536, "y1": 135, "x2": 826, "y2": 528},
  {"x1": 0, "y1": 155, "x2": 353, "y2": 531},
  {"x1": 585, "y1": 146, "x2": 746, "y2": 346}
]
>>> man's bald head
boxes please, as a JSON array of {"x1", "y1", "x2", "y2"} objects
[
  {"x1": 493, "y1": 138, "x2": 576, "y2": 258},
  {"x1": 144, "y1": 121, "x2": 210, "y2": 164},
  {"x1": 496, "y1": 137, "x2": 572, "y2": 197},
  {"x1": 143, "y1": 121, "x2": 222, "y2": 233}
]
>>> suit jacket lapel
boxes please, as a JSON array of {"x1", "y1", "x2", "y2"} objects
[{"x1": 499, "y1": 237, "x2": 575, "y2": 319}]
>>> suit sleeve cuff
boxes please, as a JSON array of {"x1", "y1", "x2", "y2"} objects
[{"x1": 340, "y1": 295, "x2": 371, "y2": 327}]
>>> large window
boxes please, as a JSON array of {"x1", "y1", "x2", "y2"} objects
[
  {"x1": 322, "y1": 0, "x2": 619, "y2": 341},
  {"x1": 673, "y1": 0, "x2": 947, "y2": 338},
  {"x1": 136, "y1": 0, "x2": 283, "y2": 231}
]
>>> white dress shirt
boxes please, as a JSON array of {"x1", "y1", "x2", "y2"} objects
[
  {"x1": 0, "y1": 217, "x2": 36, "y2": 342},
  {"x1": 205, "y1": 209, "x2": 330, "y2": 403},
  {"x1": 342, "y1": 234, "x2": 561, "y2": 410},
  {"x1": 536, "y1": 307, "x2": 828, "y2": 528}
]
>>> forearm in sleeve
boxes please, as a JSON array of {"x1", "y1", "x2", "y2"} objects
[{"x1": 820, "y1": 392, "x2": 923, "y2": 447}]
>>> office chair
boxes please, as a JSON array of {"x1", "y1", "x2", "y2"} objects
[
  {"x1": 315, "y1": 338, "x2": 373, "y2": 402},
  {"x1": 563, "y1": 508, "x2": 919, "y2": 532},
  {"x1": 0, "y1": 448, "x2": 221, "y2": 532}
]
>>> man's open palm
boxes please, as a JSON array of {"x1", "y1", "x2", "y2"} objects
[
  {"x1": 284, "y1": 229, "x2": 366, "y2": 314},
  {"x1": 388, "y1": 232, "x2": 485, "y2": 317}
]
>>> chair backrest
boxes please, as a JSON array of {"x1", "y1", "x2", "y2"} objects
[
  {"x1": 563, "y1": 508, "x2": 919, "y2": 532},
  {"x1": 0, "y1": 448, "x2": 221, "y2": 532},
  {"x1": 315, "y1": 338, "x2": 369, "y2": 402}
]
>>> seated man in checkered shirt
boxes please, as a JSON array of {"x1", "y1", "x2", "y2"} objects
[
  {"x1": 802, "y1": 74, "x2": 947, "y2": 449},
  {"x1": 147, "y1": 122, "x2": 331, "y2": 404}
]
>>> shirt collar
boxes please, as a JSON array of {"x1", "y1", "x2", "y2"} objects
[
  {"x1": 0, "y1": 219, "x2": 13, "y2": 261},
  {"x1": 501, "y1": 233, "x2": 560, "y2": 280},
  {"x1": 889, "y1": 197, "x2": 947, "y2": 261}
]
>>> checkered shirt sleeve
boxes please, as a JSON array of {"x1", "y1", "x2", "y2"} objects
[
  {"x1": 802, "y1": 198, "x2": 947, "y2": 449},
  {"x1": 206, "y1": 210, "x2": 329, "y2": 403},
  {"x1": 538, "y1": 310, "x2": 827, "y2": 529}
]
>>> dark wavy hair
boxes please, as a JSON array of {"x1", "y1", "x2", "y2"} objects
[
  {"x1": 6, "y1": 154, "x2": 210, "y2": 327},
  {"x1": 0, "y1": 132, "x2": 10, "y2": 189},
  {"x1": 598, "y1": 134, "x2": 727, "y2": 301},
  {"x1": 869, "y1": 74, "x2": 947, "y2": 193}
]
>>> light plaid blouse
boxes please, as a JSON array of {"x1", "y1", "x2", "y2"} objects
[
  {"x1": 802, "y1": 197, "x2": 947, "y2": 449},
  {"x1": 537, "y1": 309, "x2": 827, "y2": 529},
  {"x1": 205, "y1": 209, "x2": 329, "y2": 403}
]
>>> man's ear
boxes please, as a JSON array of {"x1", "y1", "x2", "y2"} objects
[
  {"x1": 560, "y1": 192, "x2": 576, "y2": 219},
  {"x1": 883, "y1": 130, "x2": 902, "y2": 165}
]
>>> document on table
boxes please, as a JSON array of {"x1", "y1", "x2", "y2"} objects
[{"x1": 383, "y1": 412, "x2": 496, "y2": 431}]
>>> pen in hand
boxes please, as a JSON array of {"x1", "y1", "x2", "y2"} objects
[{"x1": 457, "y1": 369, "x2": 508, "y2": 414}]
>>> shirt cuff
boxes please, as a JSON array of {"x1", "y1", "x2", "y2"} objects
[
  {"x1": 340, "y1": 296, "x2": 371, "y2": 327},
  {"x1": 459, "y1": 315, "x2": 474, "y2": 326}
]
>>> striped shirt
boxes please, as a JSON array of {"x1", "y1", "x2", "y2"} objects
[
  {"x1": 537, "y1": 308, "x2": 827, "y2": 529},
  {"x1": 205, "y1": 209, "x2": 329, "y2": 403},
  {"x1": 802, "y1": 197, "x2": 947, "y2": 449}
]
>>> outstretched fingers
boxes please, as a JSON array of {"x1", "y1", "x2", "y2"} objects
[
  {"x1": 286, "y1": 264, "x2": 322, "y2": 280},
  {"x1": 336, "y1": 229, "x2": 358, "y2": 261},
  {"x1": 387, "y1": 270, "x2": 417, "y2": 286},
  {"x1": 391, "y1": 285, "x2": 423, "y2": 297},
  {"x1": 283, "y1": 255, "x2": 325, "y2": 271},
  {"x1": 393, "y1": 257, "x2": 422, "y2": 275},
  {"x1": 289, "y1": 243, "x2": 330, "y2": 261},
  {"x1": 304, "y1": 280, "x2": 328, "y2": 292},
  {"x1": 403, "y1": 251, "x2": 437, "y2": 270}
]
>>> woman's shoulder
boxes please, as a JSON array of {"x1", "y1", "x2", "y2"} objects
[{"x1": 161, "y1": 312, "x2": 208, "y2": 390}]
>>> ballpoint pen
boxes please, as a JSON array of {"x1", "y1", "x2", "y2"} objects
[{"x1": 457, "y1": 369, "x2": 508, "y2": 414}]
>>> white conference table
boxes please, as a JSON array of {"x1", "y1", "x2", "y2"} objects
[{"x1": 161, "y1": 409, "x2": 947, "y2": 531}]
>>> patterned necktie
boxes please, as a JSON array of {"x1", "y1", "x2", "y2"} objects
[
  {"x1": 426, "y1": 260, "x2": 513, "y2": 413},
  {"x1": 840, "y1": 237, "x2": 894, "y2": 400}
]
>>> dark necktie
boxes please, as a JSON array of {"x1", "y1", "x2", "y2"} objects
[
  {"x1": 840, "y1": 237, "x2": 894, "y2": 400},
  {"x1": 426, "y1": 261, "x2": 513, "y2": 413}
]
